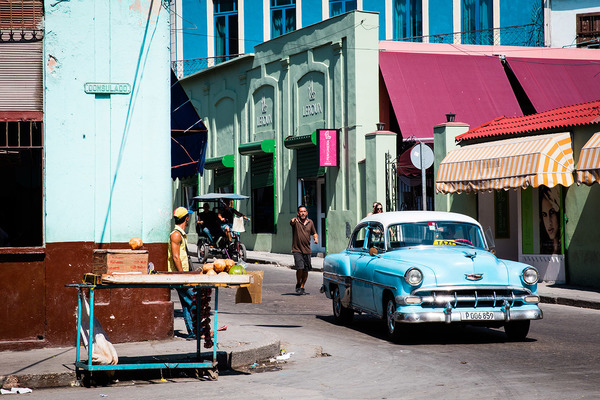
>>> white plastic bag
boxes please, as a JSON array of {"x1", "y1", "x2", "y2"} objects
[
  {"x1": 232, "y1": 216, "x2": 245, "y2": 233},
  {"x1": 80, "y1": 293, "x2": 119, "y2": 365}
]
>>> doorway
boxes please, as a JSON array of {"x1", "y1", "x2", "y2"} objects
[{"x1": 298, "y1": 177, "x2": 326, "y2": 253}]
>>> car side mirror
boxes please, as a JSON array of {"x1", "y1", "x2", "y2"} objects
[
  {"x1": 369, "y1": 247, "x2": 378, "y2": 257},
  {"x1": 484, "y1": 226, "x2": 496, "y2": 253}
]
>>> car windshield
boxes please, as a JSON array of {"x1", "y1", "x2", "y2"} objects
[{"x1": 387, "y1": 221, "x2": 486, "y2": 250}]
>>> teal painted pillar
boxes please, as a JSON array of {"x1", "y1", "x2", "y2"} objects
[
  {"x1": 433, "y1": 121, "x2": 477, "y2": 218},
  {"x1": 365, "y1": 129, "x2": 397, "y2": 214}
]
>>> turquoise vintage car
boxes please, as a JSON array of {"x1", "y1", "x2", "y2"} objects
[{"x1": 321, "y1": 211, "x2": 543, "y2": 341}]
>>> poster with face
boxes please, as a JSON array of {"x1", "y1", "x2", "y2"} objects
[{"x1": 539, "y1": 186, "x2": 561, "y2": 254}]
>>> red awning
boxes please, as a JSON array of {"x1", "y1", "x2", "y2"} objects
[
  {"x1": 506, "y1": 57, "x2": 600, "y2": 114},
  {"x1": 379, "y1": 51, "x2": 523, "y2": 140}
]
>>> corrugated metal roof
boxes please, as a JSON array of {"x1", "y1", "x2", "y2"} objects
[
  {"x1": 379, "y1": 51, "x2": 522, "y2": 141},
  {"x1": 457, "y1": 100, "x2": 600, "y2": 141},
  {"x1": 506, "y1": 57, "x2": 600, "y2": 113}
]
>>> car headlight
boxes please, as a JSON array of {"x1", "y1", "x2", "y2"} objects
[
  {"x1": 404, "y1": 268, "x2": 423, "y2": 286},
  {"x1": 522, "y1": 267, "x2": 539, "y2": 285}
]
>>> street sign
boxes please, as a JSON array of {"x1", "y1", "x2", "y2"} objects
[
  {"x1": 410, "y1": 142, "x2": 434, "y2": 170},
  {"x1": 410, "y1": 142, "x2": 434, "y2": 211},
  {"x1": 84, "y1": 83, "x2": 131, "y2": 95}
]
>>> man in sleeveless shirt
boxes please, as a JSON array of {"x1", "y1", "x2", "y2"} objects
[{"x1": 168, "y1": 207, "x2": 195, "y2": 339}]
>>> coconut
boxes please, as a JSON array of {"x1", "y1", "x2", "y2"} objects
[
  {"x1": 213, "y1": 259, "x2": 227, "y2": 273},
  {"x1": 202, "y1": 263, "x2": 214, "y2": 273}
]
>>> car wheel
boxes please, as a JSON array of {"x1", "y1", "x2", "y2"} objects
[
  {"x1": 385, "y1": 295, "x2": 402, "y2": 342},
  {"x1": 332, "y1": 286, "x2": 353, "y2": 325},
  {"x1": 504, "y1": 320, "x2": 530, "y2": 341}
]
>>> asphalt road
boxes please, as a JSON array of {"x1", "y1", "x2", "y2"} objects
[{"x1": 29, "y1": 263, "x2": 600, "y2": 399}]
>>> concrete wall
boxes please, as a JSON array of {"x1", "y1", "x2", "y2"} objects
[
  {"x1": 45, "y1": 0, "x2": 172, "y2": 245},
  {"x1": 13, "y1": 0, "x2": 176, "y2": 349},
  {"x1": 565, "y1": 126, "x2": 600, "y2": 287},
  {"x1": 548, "y1": 0, "x2": 600, "y2": 48}
]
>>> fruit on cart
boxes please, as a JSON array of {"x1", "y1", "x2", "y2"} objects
[
  {"x1": 206, "y1": 269, "x2": 217, "y2": 275},
  {"x1": 228, "y1": 265, "x2": 246, "y2": 275},
  {"x1": 224, "y1": 258, "x2": 235, "y2": 272},
  {"x1": 213, "y1": 259, "x2": 226, "y2": 273},
  {"x1": 218, "y1": 271, "x2": 228, "y2": 275},
  {"x1": 129, "y1": 237, "x2": 143, "y2": 250},
  {"x1": 202, "y1": 263, "x2": 214, "y2": 273}
]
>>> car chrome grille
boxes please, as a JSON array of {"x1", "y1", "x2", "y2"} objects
[{"x1": 413, "y1": 288, "x2": 531, "y2": 309}]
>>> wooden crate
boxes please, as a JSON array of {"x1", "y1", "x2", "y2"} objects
[{"x1": 92, "y1": 249, "x2": 149, "y2": 275}]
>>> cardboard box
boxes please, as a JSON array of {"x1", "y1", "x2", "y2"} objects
[
  {"x1": 92, "y1": 249, "x2": 149, "y2": 275},
  {"x1": 235, "y1": 270, "x2": 263, "y2": 304}
]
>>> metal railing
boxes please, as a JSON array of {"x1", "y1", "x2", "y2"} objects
[
  {"x1": 171, "y1": 54, "x2": 245, "y2": 79},
  {"x1": 392, "y1": 24, "x2": 544, "y2": 47}
]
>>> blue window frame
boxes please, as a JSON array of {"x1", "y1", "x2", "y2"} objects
[
  {"x1": 461, "y1": 0, "x2": 493, "y2": 45},
  {"x1": 393, "y1": 0, "x2": 422, "y2": 41},
  {"x1": 330, "y1": 0, "x2": 357, "y2": 18},
  {"x1": 214, "y1": 0, "x2": 239, "y2": 63},
  {"x1": 271, "y1": 0, "x2": 295, "y2": 38}
]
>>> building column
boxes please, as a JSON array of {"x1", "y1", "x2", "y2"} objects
[{"x1": 365, "y1": 128, "x2": 397, "y2": 214}]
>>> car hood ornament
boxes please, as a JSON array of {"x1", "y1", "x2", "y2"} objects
[
  {"x1": 465, "y1": 273, "x2": 484, "y2": 281},
  {"x1": 463, "y1": 251, "x2": 477, "y2": 260}
]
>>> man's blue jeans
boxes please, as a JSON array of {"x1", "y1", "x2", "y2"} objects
[
  {"x1": 202, "y1": 227, "x2": 213, "y2": 243},
  {"x1": 176, "y1": 287, "x2": 196, "y2": 338}
]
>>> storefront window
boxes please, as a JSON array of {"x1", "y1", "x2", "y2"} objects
[
  {"x1": 252, "y1": 186, "x2": 275, "y2": 233},
  {"x1": 0, "y1": 120, "x2": 43, "y2": 248},
  {"x1": 521, "y1": 186, "x2": 564, "y2": 255},
  {"x1": 539, "y1": 186, "x2": 562, "y2": 255},
  {"x1": 251, "y1": 154, "x2": 275, "y2": 233}
]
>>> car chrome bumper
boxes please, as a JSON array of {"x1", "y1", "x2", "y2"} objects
[{"x1": 393, "y1": 308, "x2": 543, "y2": 324}]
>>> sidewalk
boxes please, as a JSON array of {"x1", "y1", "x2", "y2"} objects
[{"x1": 0, "y1": 288, "x2": 280, "y2": 390}]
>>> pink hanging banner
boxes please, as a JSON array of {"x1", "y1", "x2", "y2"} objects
[{"x1": 318, "y1": 129, "x2": 338, "y2": 167}]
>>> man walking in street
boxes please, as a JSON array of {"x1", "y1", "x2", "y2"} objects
[
  {"x1": 290, "y1": 205, "x2": 318, "y2": 295},
  {"x1": 168, "y1": 206, "x2": 196, "y2": 339}
]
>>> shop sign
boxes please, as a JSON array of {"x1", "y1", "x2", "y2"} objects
[
  {"x1": 84, "y1": 82, "x2": 131, "y2": 94},
  {"x1": 318, "y1": 129, "x2": 338, "y2": 167},
  {"x1": 256, "y1": 96, "x2": 273, "y2": 127},
  {"x1": 302, "y1": 80, "x2": 322, "y2": 117}
]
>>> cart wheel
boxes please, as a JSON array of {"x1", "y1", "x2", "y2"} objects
[
  {"x1": 206, "y1": 368, "x2": 218, "y2": 381},
  {"x1": 236, "y1": 243, "x2": 247, "y2": 262},
  {"x1": 198, "y1": 242, "x2": 209, "y2": 263}
]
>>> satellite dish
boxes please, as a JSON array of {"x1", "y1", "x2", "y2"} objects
[{"x1": 410, "y1": 143, "x2": 434, "y2": 170}]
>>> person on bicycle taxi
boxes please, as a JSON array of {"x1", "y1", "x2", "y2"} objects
[
  {"x1": 218, "y1": 199, "x2": 245, "y2": 244},
  {"x1": 197, "y1": 202, "x2": 220, "y2": 245}
]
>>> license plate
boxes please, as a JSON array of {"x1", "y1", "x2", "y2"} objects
[{"x1": 461, "y1": 311, "x2": 495, "y2": 321}]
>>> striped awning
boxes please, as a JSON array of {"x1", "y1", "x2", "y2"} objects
[
  {"x1": 576, "y1": 132, "x2": 600, "y2": 185},
  {"x1": 437, "y1": 132, "x2": 574, "y2": 194}
]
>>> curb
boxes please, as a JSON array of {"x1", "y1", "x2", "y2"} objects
[
  {"x1": 0, "y1": 339, "x2": 281, "y2": 389},
  {"x1": 539, "y1": 295, "x2": 600, "y2": 310}
]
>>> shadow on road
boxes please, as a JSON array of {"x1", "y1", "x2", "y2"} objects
[{"x1": 316, "y1": 314, "x2": 538, "y2": 345}]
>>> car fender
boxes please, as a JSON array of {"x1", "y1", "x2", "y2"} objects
[
  {"x1": 501, "y1": 259, "x2": 539, "y2": 290},
  {"x1": 371, "y1": 257, "x2": 436, "y2": 316},
  {"x1": 322, "y1": 252, "x2": 352, "y2": 299}
]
